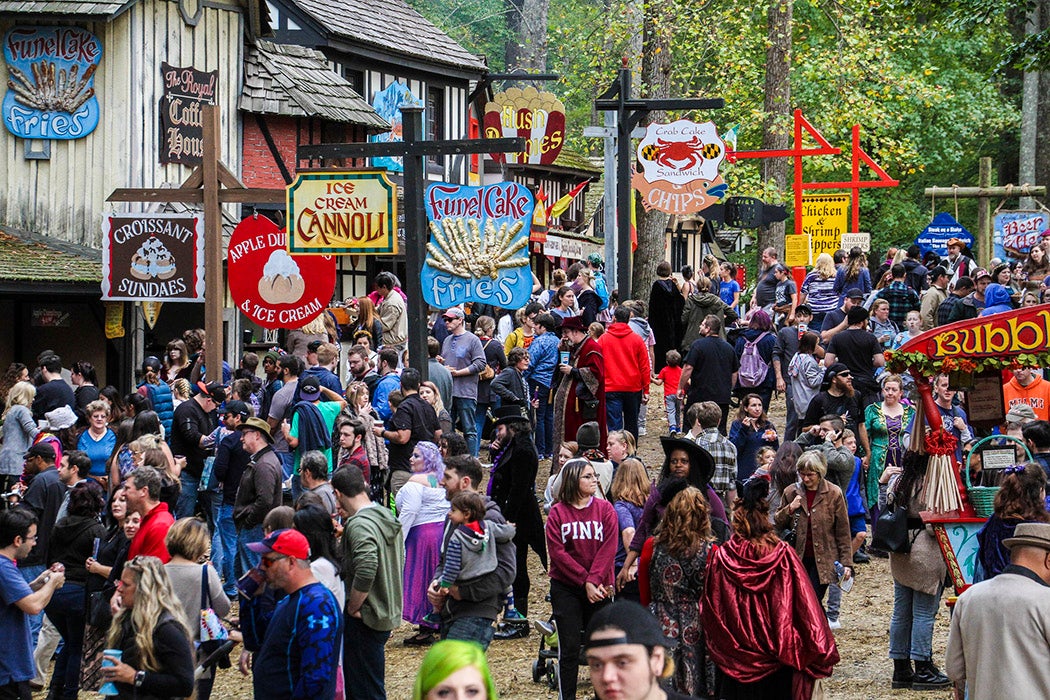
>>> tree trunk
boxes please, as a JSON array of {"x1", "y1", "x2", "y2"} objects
[
  {"x1": 758, "y1": 0, "x2": 793, "y2": 259},
  {"x1": 632, "y1": 0, "x2": 672, "y2": 300},
  {"x1": 505, "y1": 0, "x2": 549, "y2": 72}
]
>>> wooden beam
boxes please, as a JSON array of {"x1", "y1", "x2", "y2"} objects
[
  {"x1": 218, "y1": 188, "x2": 286, "y2": 204},
  {"x1": 181, "y1": 166, "x2": 204, "y2": 189},
  {"x1": 217, "y1": 162, "x2": 245, "y2": 190},
  {"x1": 922, "y1": 185, "x2": 1046, "y2": 197},
  {"x1": 107, "y1": 189, "x2": 205, "y2": 203},
  {"x1": 297, "y1": 137, "x2": 526, "y2": 161},
  {"x1": 203, "y1": 105, "x2": 224, "y2": 384}
]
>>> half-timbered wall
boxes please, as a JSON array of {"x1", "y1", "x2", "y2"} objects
[{"x1": 0, "y1": 0, "x2": 245, "y2": 248}]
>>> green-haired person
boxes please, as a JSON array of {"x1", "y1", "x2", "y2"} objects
[{"x1": 412, "y1": 639, "x2": 498, "y2": 700}]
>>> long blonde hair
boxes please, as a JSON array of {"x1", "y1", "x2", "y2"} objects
[
  {"x1": 421, "y1": 381, "x2": 446, "y2": 413},
  {"x1": 814, "y1": 253, "x2": 835, "y2": 279},
  {"x1": 2, "y1": 381, "x2": 35, "y2": 420},
  {"x1": 108, "y1": 556, "x2": 191, "y2": 671},
  {"x1": 609, "y1": 457, "x2": 650, "y2": 506}
]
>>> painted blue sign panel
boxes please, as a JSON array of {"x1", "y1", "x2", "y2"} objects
[
  {"x1": 422, "y1": 182, "x2": 535, "y2": 310},
  {"x1": 3, "y1": 26, "x2": 102, "y2": 139},
  {"x1": 369, "y1": 81, "x2": 421, "y2": 173},
  {"x1": 915, "y1": 212, "x2": 973, "y2": 257},
  {"x1": 993, "y1": 210, "x2": 1049, "y2": 262}
]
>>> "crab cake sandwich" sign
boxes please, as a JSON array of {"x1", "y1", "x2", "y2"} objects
[{"x1": 632, "y1": 119, "x2": 728, "y2": 215}]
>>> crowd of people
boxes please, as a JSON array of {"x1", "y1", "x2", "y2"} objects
[{"x1": 0, "y1": 238, "x2": 1048, "y2": 700}]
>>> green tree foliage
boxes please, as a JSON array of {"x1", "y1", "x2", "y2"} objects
[{"x1": 415, "y1": 0, "x2": 1020, "y2": 253}]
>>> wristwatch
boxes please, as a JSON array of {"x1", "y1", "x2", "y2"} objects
[{"x1": 134, "y1": 670, "x2": 146, "y2": 688}]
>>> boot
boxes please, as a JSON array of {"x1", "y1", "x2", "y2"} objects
[
  {"x1": 891, "y1": 659, "x2": 914, "y2": 689},
  {"x1": 912, "y1": 660, "x2": 950, "y2": 690}
]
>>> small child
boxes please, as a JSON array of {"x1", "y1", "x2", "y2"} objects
[
  {"x1": 544, "y1": 442, "x2": 577, "y2": 513},
  {"x1": 653, "y1": 350, "x2": 684, "y2": 433},
  {"x1": 424, "y1": 490, "x2": 515, "y2": 625},
  {"x1": 752, "y1": 446, "x2": 777, "y2": 479}
]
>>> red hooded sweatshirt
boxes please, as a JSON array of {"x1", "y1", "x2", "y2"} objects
[{"x1": 598, "y1": 322, "x2": 651, "y2": 394}]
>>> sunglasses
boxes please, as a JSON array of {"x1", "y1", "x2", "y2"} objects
[
  {"x1": 260, "y1": 554, "x2": 287, "y2": 569},
  {"x1": 443, "y1": 316, "x2": 459, "y2": 322}
]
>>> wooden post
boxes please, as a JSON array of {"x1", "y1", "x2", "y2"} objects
[
  {"x1": 977, "y1": 157, "x2": 992, "y2": 264},
  {"x1": 400, "y1": 106, "x2": 429, "y2": 381},
  {"x1": 202, "y1": 105, "x2": 224, "y2": 383}
]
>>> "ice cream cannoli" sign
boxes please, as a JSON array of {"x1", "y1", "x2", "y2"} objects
[
  {"x1": 421, "y1": 181, "x2": 535, "y2": 310},
  {"x1": 286, "y1": 170, "x2": 397, "y2": 255},
  {"x1": 227, "y1": 214, "x2": 336, "y2": 329},
  {"x1": 101, "y1": 214, "x2": 204, "y2": 301}
]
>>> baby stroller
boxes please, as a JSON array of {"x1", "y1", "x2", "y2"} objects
[{"x1": 531, "y1": 617, "x2": 559, "y2": 691}]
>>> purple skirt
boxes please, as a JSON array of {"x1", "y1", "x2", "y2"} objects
[{"x1": 403, "y1": 520, "x2": 444, "y2": 628}]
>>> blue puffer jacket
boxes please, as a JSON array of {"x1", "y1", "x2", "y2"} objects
[{"x1": 140, "y1": 381, "x2": 174, "y2": 440}]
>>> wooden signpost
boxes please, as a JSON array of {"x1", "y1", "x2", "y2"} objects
[
  {"x1": 107, "y1": 105, "x2": 284, "y2": 383},
  {"x1": 297, "y1": 107, "x2": 525, "y2": 381}
]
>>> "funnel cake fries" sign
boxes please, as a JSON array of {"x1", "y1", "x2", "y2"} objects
[
  {"x1": 101, "y1": 214, "x2": 204, "y2": 301},
  {"x1": 420, "y1": 182, "x2": 535, "y2": 310},
  {"x1": 227, "y1": 215, "x2": 336, "y2": 329}
]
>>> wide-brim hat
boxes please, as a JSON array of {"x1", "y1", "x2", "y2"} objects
[
  {"x1": 492, "y1": 405, "x2": 530, "y2": 428},
  {"x1": 560, "y1": 316, "x2": 587, "y2": 333},
  {"x1": 659, "y1": 436, "x2": 715, "y2": 487},
  {"x1": 1003, "y1": 522, "x2": 1050, "y2": 551},
  {"x1": 237, "y1": 416, "x2": 273, "y2": 443}
]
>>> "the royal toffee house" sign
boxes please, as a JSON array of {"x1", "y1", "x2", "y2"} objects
[{"x1": 159, "y1": 62, "x2": 217, "y2": 165}]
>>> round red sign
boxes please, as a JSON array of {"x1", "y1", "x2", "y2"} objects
[{"x1": 227, "y1": 215, "x2": 336, "y2": 330}]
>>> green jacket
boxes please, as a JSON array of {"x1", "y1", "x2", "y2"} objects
[{"x1": 342, "y1": 504, "x2": 404, "y2": 631}]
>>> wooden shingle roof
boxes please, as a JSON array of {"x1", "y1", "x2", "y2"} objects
[
  {"x1": 292, "y1": 0, "x2": 486, "y2": 73},
  {"x1": 240, "y1": 40, "x2": 390, "y2": 132},
  {"x1": 0, "y1": 1, "x2": 133, "y2": 16},
  {"x1": 0, "y1": 228, "x2": 100, "y2": 283}
]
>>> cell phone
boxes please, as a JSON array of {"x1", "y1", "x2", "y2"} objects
[{"x1": 92, "y1": 537, "x2": 101, "y2": 559}]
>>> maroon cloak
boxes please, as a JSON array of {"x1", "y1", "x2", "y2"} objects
[
  {"x1": 551, "y1": 336, "x2": 606, "y2": 472},
  {"x1": 701, "y1": 535, "x2": 839, "y2": 699}
]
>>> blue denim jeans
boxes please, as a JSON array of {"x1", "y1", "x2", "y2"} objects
[
  {"x1": 826, "y1": 581, "x2": 841, "y2": 621},
  {"x1": 176, "y1": 472, "x2": 200, "y2": 518},
  {"x1": 19, "y1": 564, "x2": 45, "y2": 648},
  {"x1": 236, "y1": 524, "x2": 264, "y2": 574},
  {"x1": 452, "y1": 397, "x2": 479, "y2": 456},
  {"x1": 889, "y1": 580, "x2": 943, "y2": 661},
  {"x1": 663, "y1": 394, "x2": 681, "y2": 432},
  {"x1": 605, "y1": 391, "x2": 641, "y2": 437},
  {"x1": 530, "y1": 381, "x2": 553, "y2": 456},
  {"x1": 44, "y1": 582, "x2": 84, "y2": 700},
  {"x1": 215, "y1": 503, "x2": 238, "y2": 590},
  {"x1": 475, "y1": 399, "x2": 497, "y2": 447},
  {"x1": 343, "y1": 615, "x2": 391, "y2": 700},
  {"x1": 441, "y1": 615, "x2": 495, "y2": 650}
]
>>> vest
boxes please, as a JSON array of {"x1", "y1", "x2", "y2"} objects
[{"x1": 141, "y1": 381, "x2": 174, "y2": 440}]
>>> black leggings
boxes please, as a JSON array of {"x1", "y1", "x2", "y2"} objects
[
  {"x1": 512, "y1": 533, "x2": 547, "y2": 616},
  {"x1": 550, "y1": 578, "x2": 609, "y2": 699}
]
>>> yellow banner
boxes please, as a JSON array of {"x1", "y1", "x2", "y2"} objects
[
  {"x1": 801, "y1": 194, "x2": 850, "y2": 259},
  {"x1": 104, "y1": 302, "x2": 125, "y2": 339}
]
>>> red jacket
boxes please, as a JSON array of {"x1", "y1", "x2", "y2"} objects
[
  {"x1": 128, "y1": 502, "x2": 173, "y2": 563},
  {"x1": 598, "y1": 322, "x2": 650, "y2": 393}
]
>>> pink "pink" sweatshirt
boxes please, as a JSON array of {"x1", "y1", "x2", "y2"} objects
[{"x1": 546, "y1": 497, "x2": 618, "y2": 588}]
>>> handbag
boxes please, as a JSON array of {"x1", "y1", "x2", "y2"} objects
[
  {"x1": 478, "y1": 340, "x2": 495, "y2": 381},
  {"x1": 198, "y1": 565, "x2": 232, "y2": 669},
  {"x1": 779, "y1": 509, "x2": 800, "y2": 547},
  {"x1": 873, "y1": 500, "x2": 912, "y2": 554},
  {"x1": 87, "y1": 585, "x2": 113, "y2": 629}
]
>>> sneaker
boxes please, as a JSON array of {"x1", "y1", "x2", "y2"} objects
[
  {"x1": 493, "y1": 622, "x2": 529, "y2": 640},
  {"x1": 853, "y1": 550, "x2": 871, "y2": 565},
  {"x1": 421, "y1": 612, "x2": 442, "y2": 625},
  {"x1": 503, "y1": 608, "x2": 528, "y2": 622},
  {"x1": 534, "y1": 619, "x2": 555, "y2": 636},
  {"x1": 669, "y1": 425, "x2": 678, "y2": 434},
  {"x1": 827, "y1": 618, "x2": 842, "y2": 630},
  {"x1": 403, "y1": 630, "x2": 437, "y2": 646}
]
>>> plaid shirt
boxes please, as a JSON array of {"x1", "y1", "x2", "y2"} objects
[
  {"x1": 692, "y1": 427, "x2": 737, "y2": 500},
  {"x1": 875, "y1": 280, "x2": 920, "y2": 326}
]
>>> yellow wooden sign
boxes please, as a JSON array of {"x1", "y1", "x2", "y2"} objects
[
  {"x1": 286, "y1": 170, "x2": 397, "y2": 255},
  {"x1": 785, "y1": 235, "x2": 812, "y2": 267},
  {"x1": 801, "y1": 193, "x2": 850, "y2": 258},
  {"x1": 104, "y1": 302, "x2": 125, "y2": 339}
]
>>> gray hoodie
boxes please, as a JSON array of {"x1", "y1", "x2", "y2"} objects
[
  {"x1": 441, "y1": 520, "x2": 515, "y2": 584},
  {"x1": 440, "y1": 496, "x2": 517, "y2": 622}
]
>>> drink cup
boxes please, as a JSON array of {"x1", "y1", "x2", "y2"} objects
[
  {"x1": 99, "y1": 649, "x2": 122, "y2": 695},
  {"x1": 237, "y1": 567, "x2": 266, "y2": 599},
  {"x1": 559, "y1": 351, "x2": 570, "y2": 365}
]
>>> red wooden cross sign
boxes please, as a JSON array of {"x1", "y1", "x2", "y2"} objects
[{"x1": 729, "y1": 109, "x2": 898, "y2": 235}]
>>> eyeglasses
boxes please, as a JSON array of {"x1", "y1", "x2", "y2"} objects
[
  {"x1": 580, "y1": 474, "x2": 598, "y2": 481},
  {"x1": 260, "y1": 554, "x2": 287, "y2": 569}
]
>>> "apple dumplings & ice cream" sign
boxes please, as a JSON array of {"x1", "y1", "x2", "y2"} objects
[{"x1": 227, "y1": 214, "x2": 336, "y2": 329}]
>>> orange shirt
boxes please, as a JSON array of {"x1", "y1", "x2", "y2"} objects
[{"x1": 1002, "y1": 375, "x2": 1050, "y2": 421}]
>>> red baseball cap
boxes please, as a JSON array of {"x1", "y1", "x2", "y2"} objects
[{"x1": 247, "y1": 529, "x2": 310, "y2": 560}]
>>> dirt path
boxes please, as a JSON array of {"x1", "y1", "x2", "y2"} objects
[{"x1": 194, "y1": 389, "x2": 956, "y2": 699}]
